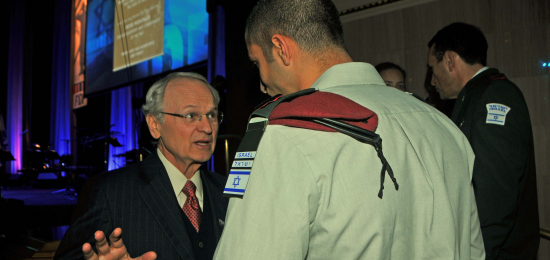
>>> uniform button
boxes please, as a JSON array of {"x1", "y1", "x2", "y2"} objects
[
  {"x1": 199, "y1": 242, "x2": 204, "y2": 248},
  {"x1": 462, "y1": 96, "x2": 465, "y2": 101},
  {"x1": 460, "y1": 121, "x2": 465, "y2": 127}
]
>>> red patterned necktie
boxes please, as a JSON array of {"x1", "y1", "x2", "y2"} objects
[{"x1": 182, "y1": 181, "x2": 202, "y2": 232}]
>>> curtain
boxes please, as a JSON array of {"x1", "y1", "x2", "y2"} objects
[
  {"x1": 206, "y1": 4, "x2": 226, "y2": 172},
  {"x1": 108, "y1": 86, "x2": 137, "y2": 170},
  {"x1": 50, "y1": 0, "x2": 72, "y2": 157},
  {"x1": 208, "y1": 5, "x2": 226, "y2": 82},
  {"x1": 6, "y1": 0, "x2": 25, "y2": 173}
]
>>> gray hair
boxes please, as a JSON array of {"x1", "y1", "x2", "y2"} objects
[{"x1": 142, "y1": 72, "x2": 220, "y2": 123}]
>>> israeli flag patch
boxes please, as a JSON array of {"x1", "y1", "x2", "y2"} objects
[
  {"x1": 486, "y1": 103, "x2": 511, "y2": 126},
  {"x1": 224, "y1": 169, "x2": 251, "y2": 196}
]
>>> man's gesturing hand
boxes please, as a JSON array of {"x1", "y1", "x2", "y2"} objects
[{"x1": 81, "y1": 228, "x2": 157, "y2": 260}]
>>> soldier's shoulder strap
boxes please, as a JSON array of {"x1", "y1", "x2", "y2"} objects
[
  {"x1": 223, "y1": 88, "x2": 398, "y2": 199},
  {"x1": 249, "y1": 88, "x2": 316, "y2": 121}
]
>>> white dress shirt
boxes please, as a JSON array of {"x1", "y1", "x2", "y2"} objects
[
  {"x1": 157, "y1": 149, "x2": 203, "y2": 211},
  {"x1": 472, "y1": 66, "x2": 490, "y2": 79}
]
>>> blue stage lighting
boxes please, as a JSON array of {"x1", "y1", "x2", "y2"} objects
[{"x1": 543, "y1": 62, "x2": 547, "y2": 67}]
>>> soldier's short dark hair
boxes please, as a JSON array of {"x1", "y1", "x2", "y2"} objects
[
  {"x1": 245, "y1": 0, "x2": 347, "y2": 62},
  {"x1": 428, "y1": 22, "x2": 488, "y2": 66}
]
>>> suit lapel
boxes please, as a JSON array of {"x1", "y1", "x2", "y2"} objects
[
  {"x1": 138, "y1": 153, "x2": 195, "y2": 260},
  {"x1": 201, "y1": 169, "x2": 225, "y2": 241}
]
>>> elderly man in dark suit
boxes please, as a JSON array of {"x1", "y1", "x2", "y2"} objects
[{"x1": 54, "y1": 72, "x2": 228, "y2": 260}]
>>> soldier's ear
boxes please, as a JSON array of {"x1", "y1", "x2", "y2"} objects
[{"x1": 271, "y1": 34, "x2": 292, "y2": 66}]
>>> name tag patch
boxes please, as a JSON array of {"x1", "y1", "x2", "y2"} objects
[
  {"x1": 232, "y1": 160, "x2": 254, "y2": 168},
  {"x1": 486, "y1": 103, "x2": 511, "y2": 126},
  {"x1": 235, "y1": 152, "x2": 256, "y2": 159}
]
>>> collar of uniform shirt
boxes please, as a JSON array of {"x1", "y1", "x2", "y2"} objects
[
  {"x1": 157, "y1": 148, "x2": 204, "y2": 211},
  {"x1": 471, "y1": 66, "x2": 490, "y2": 80}
]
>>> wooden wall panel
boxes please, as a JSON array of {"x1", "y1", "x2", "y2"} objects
[
  {"x1": 513, "y1": 76, "x2": 550, "y2": 127},
  {"x1": 342, "y1": 0, "x2": 550, "y2": 257},
  {"x1": 493, "y1": 26, "x2": 550, "y2": 78},
  {"x1": 402, "y1": 46, "x2": 430, "y2": 96},
  {"x1": 541, "y1": 238, "x2": 550, "y2": 260}
]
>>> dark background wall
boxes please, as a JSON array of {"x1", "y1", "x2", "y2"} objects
[
  {"x1": 1, "y1": 3, "x2": 10, "y2": 127},
  {"x1": 219, "y1": 0, "x2": 268, "y2": 138},
  {"x1": 23, "y1": 0, "x2": 55, "y2": 151}
]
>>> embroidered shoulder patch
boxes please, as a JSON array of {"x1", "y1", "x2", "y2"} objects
[{"x1": 486, "y1": 103, "x2": 511, "y2": 126}]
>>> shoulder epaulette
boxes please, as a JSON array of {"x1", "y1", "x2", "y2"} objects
[{"x1": 223, "y1": 89, "x2": 398, "y2": 199}]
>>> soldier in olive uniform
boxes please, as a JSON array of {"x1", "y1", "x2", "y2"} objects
[{"x1": 427, "y1": 22, "x2": 539, "y2": 260}]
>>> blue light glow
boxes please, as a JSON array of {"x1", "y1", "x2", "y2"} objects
[
  {"x1": 543, "y1": 63, "x2": 547, "y2": 67},
  {"x1": 85, "y1": 0, "x2": 208, "y2": 95}
]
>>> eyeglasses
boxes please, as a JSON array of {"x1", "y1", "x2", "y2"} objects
[{"x1": 161, "y1": 111, "x2": 223, "y2": 126}]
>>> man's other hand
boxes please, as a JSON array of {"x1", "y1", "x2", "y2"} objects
[{"x1": 81, "y1": 228, "x2": 157, "y2": 260}]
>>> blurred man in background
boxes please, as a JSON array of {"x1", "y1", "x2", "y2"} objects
[{"x1": 428, "y1": 22, "x2": 539, "y2": 259}]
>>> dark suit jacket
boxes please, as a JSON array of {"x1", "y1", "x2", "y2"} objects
[
  {"x1": 451, "y1": 68, "x2": 539, "y2": 259},
  {"x1": 54, "y1": 152, "x2": 228, "y2": 260}
]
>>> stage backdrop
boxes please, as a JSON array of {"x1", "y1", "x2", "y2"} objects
[{"x1": 85, "y1": 0, "x2": 209, "y2": 96}]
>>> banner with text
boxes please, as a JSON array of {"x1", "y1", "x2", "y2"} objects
[
  {"x1": 74, "y1": 0, "x2": 87, "y2": 84},
  {"x1": 113, "y1": 0, "x2": 164, "y2": 71}
]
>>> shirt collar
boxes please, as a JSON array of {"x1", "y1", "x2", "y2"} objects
[
  {"x1": 157, "y1": 148, "x2": 203, "y2": 199},
  {"x1": 310, "y1": 62, "x2": 385, "y2": 91},
  {"x1": 471, "y1": 66, "x2": 490, "y2": 79}
]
